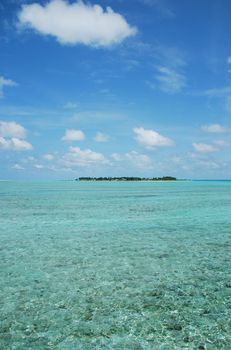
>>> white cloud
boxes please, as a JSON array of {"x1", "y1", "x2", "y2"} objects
[
  {"x1": 193, "y1": 143, "x2": 217, "y2": 153},
  {"x1": 155, "y1": 66, "x2": 186, "y2": 93},
  {"x1": 0, "y1": 76, "x2": 17, "y2": 97},
  {"x1": 133, "y1": 127, "x2": 174, "y2": 148},
  {"x1": 22, "y1": 156, "x2": 36, "y2": 163},
  {"x1": 202, "y1": 123, "x2": 228, "y2": 133},
  {"x1": 0, "y1": 120, "x2": 26, "y2": 138},
  {"x1": 43, "y1": 153, "x2": 54, "y2": 160},
  {"x1": 227, "y1": 56, "x2": 231, "y2": 64},
  {"x1": 154, "y1": 45, "x2": 186, "y2": 69},
  {"x1": 64, "y1": 101, "x2": 78, "y2": 109},
  {"x1": 34, "y1": 164, "x2": 44, "y2": 169},
  {"x1": 94, "y1": 132, "x2": 109, "y2": 142},
  {"x1": 125, "y1": 151, "x2": 152, "y2": 168},
  {"x1": 204, "y1": 86, "x2": 231, "y2": 113},
  {"x1": 12, "y1": 164, "x2": 25, "y2": 170},
  {"x1": 213, "y1": 139, "x2": 230, "y2": 147},
  {"x1": 112, "y1": 150, "x2": 152, "y2": 169},
  {"x1": 62, "y1": 129, "x2": 85, "y2": 141},
  {"x1": 0, "y1": 137, "x2": 10, "y2": 149},
  {"x1": 18, "y1": 0, "x2": 137, "y2": 47},
  {"x1": 0, "y1": 137, "x2": 33, "y2": 151},
  {"x1": 199, "y1": 160, "x2": 220, "y2": 170},
  {"x1": 10, "y1": 138, "x2": 33, "y2": 151},
  {"x1": 111, "y1": 153, "x2": 123, "y2": 161},
  {"x1": 62, "y1": 146, "x2": 109, "y2": 167},
  {"x1": 0, "y1": 120, "x2": 32, "y2": 151},
  {"x1": 205, "y1": 86, "x2": 231, "y2": 98}
]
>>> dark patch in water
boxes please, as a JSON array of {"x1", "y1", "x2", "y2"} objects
[
  {"x1": 121, "y1": 194, "x2": 158, "y2": 199},
  {"x1": 157, "y1": 253, "x2": 169, "y2": 259},
  {"x1": 166, "y1": 322, "x2": 183, "y2": 331},
  {"x1": 129, "y1": 207, "x2": 159, "y2": 213}
]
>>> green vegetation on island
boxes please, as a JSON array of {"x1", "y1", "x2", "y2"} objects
[{"x1": 77, "y1": 176, "x2": 177, "y2": 181}]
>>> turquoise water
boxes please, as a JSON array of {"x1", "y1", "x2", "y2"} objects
[{"x1": 1, "y1": 181, "x2": 231, "y2": 349}]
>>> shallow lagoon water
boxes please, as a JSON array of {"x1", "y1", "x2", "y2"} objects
[{"x1": 1, "y1": 180, "x2": 231, "y2": 349}]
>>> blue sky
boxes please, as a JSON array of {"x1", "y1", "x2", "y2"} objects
[{"x1": 0, "y1": 0, "x2": 231, "y2": 179}]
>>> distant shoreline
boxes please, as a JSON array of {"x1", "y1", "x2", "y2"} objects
[{"x1": 77, "y1": 176, "x2": 177, "y2": 181}]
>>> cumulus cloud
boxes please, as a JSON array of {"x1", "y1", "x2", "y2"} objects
[
  {"x1": 112, "y1": 150, "x2": 152, "y2": 169},
  {"x1": 125, "y1": 151, "x2": 152, "y2": 168},
  {"x1": 34, "y1": 164, "x2": 44, "y2": 169},
  {"x1": 155, "y1": 66, "x2": 186, "y2": 93},
  {"x1": 213, "y1": 140, "x2": 229, "y2": 147},
  {"x1": 62, "y1": 129, "x2": 85, "y2": 141},
  {"x1": 43, "y1": 153, "x2": 54, "y2": 160},
  {"x1": 227, "y1": 56, "x2": 231, "y2": 64},
  {"x1": 94, "y1": 132, "x2": 109, "y2": 142},
  {"x1": 193, "y1": 143, "x2": 217, "y2": 153},
  {"x1": 0, "y1": 121, "x2": 26, "y2": 138},
  {"x1": 133, "y1": 127, "x2": 174, "y2": 149},
  {"x1": 202, "y1": 123, "x2": 228, "y2": 133},
  {"x1": 22, "y1": 156, "x2": 36, "y2": 163},
  {"x1": 62, "y1": 146, "x2": 109, "y2": 167},
  {"x1": 0, "y1": 137, "x2": 33, "y2": 151},
  {"x1": 18, "y1": 0, "x2": 137, "y2": 47},
  {"x1": 0, "y1": 121, "x2": 32, "y2": 151},
  {"x1": 64, "y1": 101, "x2": 78, "y2": 109},
  {"x1": 0, "y1": 76, "x2": 17, "y2": 97},
  {"x1": 12, "y1": 164, "x2": 25, "y2": 170}
]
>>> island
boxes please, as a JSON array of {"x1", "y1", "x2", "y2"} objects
[{"x1": 76, "y1": 176, "x2": 177, "y2": 181}]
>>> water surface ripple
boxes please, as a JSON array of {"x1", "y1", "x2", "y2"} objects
[{"x1": 1, "y1": 181, "x2": 231, "y2": 349}]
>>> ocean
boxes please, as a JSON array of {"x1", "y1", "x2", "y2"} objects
[{"x1": 1, "y1": 180, "x2": 231, "y2": 349}]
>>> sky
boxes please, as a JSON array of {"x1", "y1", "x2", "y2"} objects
[{"x1": 0, "y1": 0, "x2": 231, "y2": 180}]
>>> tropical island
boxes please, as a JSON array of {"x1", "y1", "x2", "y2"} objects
[{"x1": 77, "y1": 176, "x2": 177, "y2": 181}]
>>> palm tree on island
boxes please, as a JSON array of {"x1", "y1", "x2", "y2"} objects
[{"x1": 76, "y1": 176, "x2": 177, "y2": 181}]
